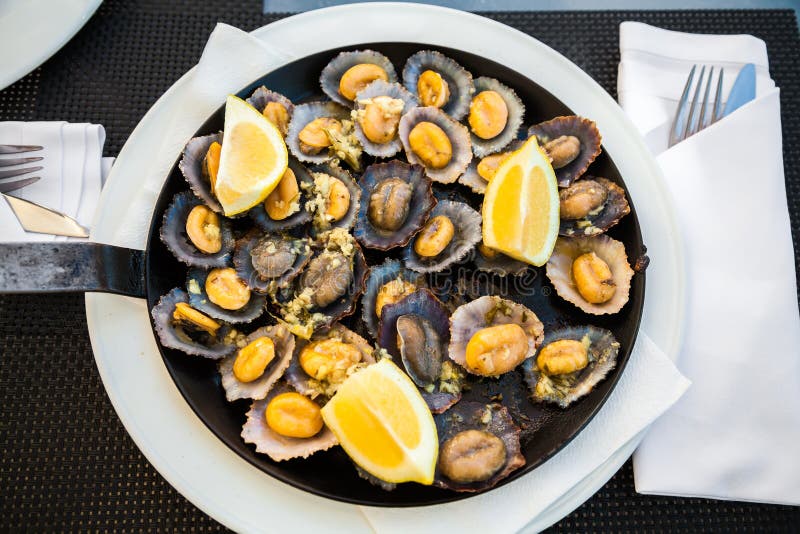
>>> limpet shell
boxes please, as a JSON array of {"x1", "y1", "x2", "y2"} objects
[
  {"x1": 286, "y1": 102, "x2": 351, "y2": 165},
  {"x1": 218, "y1": 324, "x2": 295, "y2": 401},
  {"x1": 352, "y1": 80, "x2": 418, "y2": 157},
  {"x1": 448, "y1": 295, "x2": 544, "y2": 372},
  {"x1": 159, "y1": 191, "x2": 234, "y2": 269},
  {"x1": 186, "y1": 267, "x2": 267, "y2": 323},
  {"x1": 320, "y1": 50, "x2": 398, "y2": 106},
  {"x1": 354, "y1": 160, "x2": 436, "y2": 251},
  {"x1": 473, "y1": 247, "x2": 530, "y2": 277},
  {"x1": 433, "y1": 402, "x2": 525, "y2": 492},
  {"x1": 246, "y1": 86, "x2": 294, "y2": 122},
  {"x1": 377, "y1": 289, "x2": 463, "y2": 414},
  {"x1": 402, "y1": 50, "x2": 474, "y2": 120},
  {"x1": 398, "y1": 106, "x2": 473, "y2": 184},
  {"x1": 528, "y1": 115, "x2": 602, "y2": 187},
  {"x1": 545, "y1": 235, "x2": 634, "y2": 315},
  {"x1": 233, "y1": 232, "x2": 313, "y2": 294},
  {"x1": 151, "y1": 288, "x2": 236, "y2": 359},
  {"x1": 241, "y1": 381, "x2": 338, "y2": 461},
  {"x1": 360, "y1": 258, "x2": 427, "y2": 340},
  {"x1": 179, "y1": 132, "x2": 223, "y2": 213},
  {"x1": 469, "y1": 77, "x2": 525, "y2": 158},
  {"x1": 521, "y1": 325, "x2": 619, "y2": 408},
  {"x1": 559, "y1": 177, "x2": 630, "y2": 237},
  {"x1": 248, "y1": 159, "x2": 314, "y2": 232},
  {"x1": 306, "y1": 163, "x2": 361, "y2": 235},
  {"x1": 404, "y1": 200, "x2": 481, "y2": 273}
]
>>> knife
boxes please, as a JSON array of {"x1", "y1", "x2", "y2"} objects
[
  {"x1": 2, "y1": 193, "x2": 89, "y2": 238},
  {"x1": 0, "y1": 176, "x2": 40, "y2": 193},
  {"x1": 723, "y1": 63, "x2": 756, "y2": 118}
]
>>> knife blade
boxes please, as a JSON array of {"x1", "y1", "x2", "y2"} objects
[
  {"x1": 2, "y1": 193, "x2": 89, "y2": 238},
  {"x1": 723, "y1": 63, "x2": 756, "y2": 118},
  {"x1": 0, "y1": 176, "x2": 40, "y2": 193}
]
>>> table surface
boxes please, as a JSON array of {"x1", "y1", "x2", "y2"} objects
[{"x1": 1, "y1": 1, "x2": 800, "y2": 531}]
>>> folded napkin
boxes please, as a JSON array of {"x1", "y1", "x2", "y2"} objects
[
  {"x1": 113, "y1": 23, "x2": 690, "y2": 531},
  {"x1": 0, "y1": 121, "x2": 112, "y2": 242},
  {"x1": 620, "y1": 22, "x2": 800, "y2": 505}
]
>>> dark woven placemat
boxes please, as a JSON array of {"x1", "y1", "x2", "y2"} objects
[{"x1": 1, "y1": 1, "x2": 799, "y2": 531}]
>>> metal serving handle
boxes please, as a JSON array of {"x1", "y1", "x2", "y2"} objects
[{"x1": 0, "y1": 243, "x2": 146, "y2": 298}]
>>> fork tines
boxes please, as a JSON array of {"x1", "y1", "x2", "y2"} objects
[
  {"x1": 0, "y1": 144, "x2": 43, "y2": 154},
  {"x1": 668, "y1": 65, "x2": 725, "y2": 147}
]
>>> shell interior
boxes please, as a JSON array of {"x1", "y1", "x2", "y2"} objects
[
  {"x1": 360, "y1": 258, "x2": 427, "y2": 340},
  {"x1": 469, "y1": 77, "x2": 525, "y2": 158},
  {"x1": 521, "y1": 325, "x2": 619, "y2": 408},
  {"x1": 319, "y1": 49, "x2": 398, "y2": 106},
  {"x1": 404, "y1": 200, "x2": 482, "y2": 274},
  {"x1": 286, "y1": 101, "x2": 351, "y2": 164},
  {"x1": 179, "y1": 132, "x2": 223, "y2": 213},
  {"x1": 402, "y1": 50, "x2": 474, "y2": 121},
  {"x1": 433, "y1": 402, "x2": 525, "y2": 492},
  {"x1": 377, "y1": 289, "x2": 463, "y2": 414},
  {"x1": 233, "y1": 232, "x2": 313, "y2": 294},
  {"x1": 353, "y1": 80, "x2": 418, "y2": 158},
  {"x1": 354, "y1": 160, "x2": 436, "y2": 251},
  {"x1": 218, "y1": 325, "x2": 295, "y2": 401},
  {"x1": 159, "y1": 191, "x2": 234, "y2": 269},
  {"x1": 307, "y1": 163, "x2": 361, "y2": 235},
  {"x1": 186, "y1": 268, "x2": 266, "y2": 323},
  {"x1": 528, "y1": 115, "x2": 602, "y2": 188},
  {"x1": 241, "y1": 382, "x2": 338, "y2": 462},
  {"x1": 398, "y1": 106, "x2": 473, "y2": 184},
  {"x1": 248, "y1": 159, "x2": 314, "y2": 232},
  {"x1": 448, "y1": 295, "x2": 544, "y2": 371},
  {"x1": 545, "y1": 235, "x2": 634, "y2": 315},
  {"x1": 151, "y1": 288, "x2": 236, "y2": 359},
  {"x1": 245, "y1": 86, "x2": 295, "y2": 123},
  {"x1": 458, "y1": 159, "x2": 489, "y2": 194},
  {"x1": 559, "y1": 177, "x2": 630, "y2": 237}
]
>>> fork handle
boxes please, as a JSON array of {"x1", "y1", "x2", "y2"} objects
[{"x1": 0, "y1": 243, "x2": 145, "y2": 298}]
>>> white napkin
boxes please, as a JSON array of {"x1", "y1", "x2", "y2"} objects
[
  {"x1": 114, "y1": 23, "x2": 691, "y2": 531},
  {"x1": 0, "y1": 121, "x2": 111, "y2": 242},
  {"x1": 620, "y1": 21, "x2": 800, "y2": 505}
]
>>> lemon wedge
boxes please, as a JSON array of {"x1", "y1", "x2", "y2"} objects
[
  {"x1": 320, "y1": 359, "x2": 438, "y2": 485},
  {"x1": 215, "y1": 95, "x2": 288, "y2": 216},
  {"x1": 482, "y1": 135, "x2": 560, "y2": 266}
]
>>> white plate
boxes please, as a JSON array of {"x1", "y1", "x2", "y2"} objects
[
  {"x1": 0, "y1": 0, "x2": 102, "y2": 91},
  {"x1": 85, "y1": 4, "x2": 684, "y2": 532}
]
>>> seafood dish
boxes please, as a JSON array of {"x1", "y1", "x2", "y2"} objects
[{"x1": 151, "y1": 47, "x2": 646, "y2": 498}]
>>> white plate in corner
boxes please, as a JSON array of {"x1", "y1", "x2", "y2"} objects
[
  {"x1": 0, "y1": 0, "x2": 103, "y2": 91},
  {"x1": 85, "y1": 3, "x2": 684, "y2": 532}
]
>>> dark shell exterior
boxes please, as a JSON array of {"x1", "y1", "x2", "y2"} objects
[
  {"x1": 186, "y1": 268, "x2": 266, "y2": 323},
  {"x1": 151, "y1": 288, "x2": 236, "y2": 359},
  {"x1": 546, "y1": 235, "x2": 634, "y2": 315},
  {"x1": 353, "y1": 80, "x2": 418, "y2": 157},
  {"x1": 241, "y1": 381, "x2": 338, "y2": 461},
  {"x1": 160, "y1": 191, "x2": 234, "y2": 269},
  {"x1": 179, "y1": 132, "x2": 223, "y2": 213},
  {"x1": 286, "y1": 102, "x2": 351, "y2": 165},
  {"x1": 398, "y1": 106, "x2": 473, "y2": 184},
  {"x1": 320, "y1": 50, "x2": 398, "y2": 106},
  {"x1": 559, "y1": 177, "x2": 630, "y2": 237},
  {"x1": 521, "y1": 325, "x2": 619, "y2": 408},
  {"x1": 218, "y1": 324, "x2": 295, "y2": 401},
  {"x1": 473, "y1": 247, "x2": 530, "y2": 277},
  {"x1": 377, "y1": 289, "x2": 462, "y2": 414},
  {"x1": 528, "y1": 115, "x2": 602, "y2": 188},
  {"x1": 360, "y1": 258, "x2": 427, "y2": 340},
  {"x1": 448, "y1": 295, "x2": 544, "y2": 373},
  {"x1": 245, "y1": 86, "x2": 295, "y2": 123},
  {"x1": 285, "y1": 323, "x2": 376, "y2": 399},
  {"x1": 433, "y1": 402, "x2": 525, "y2": 492},
  {"x1": 248, "y1": 159, "x2": 314, "y2": 232},
  {"x1": 469, "y1": 77, "x2": 525, "y2": 158},
  {"x1": 402, "y1": 50, "x2": 474, "y2": 120},
  {"x1": 233, "y1": 232, "x2": 313, "y2": 294},
  {"x1": 307, "y1": 163, "x2": 361, "y2": 235},
  {"x1": 354, "y1": 160, "x2": 436, "y2": 251},
  {"x1": 404, "y1": 200, "x2": 482, "y2": 274}
]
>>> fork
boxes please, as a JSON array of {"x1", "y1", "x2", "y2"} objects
[
  {"x1": 668, "y1": 65, "x2": 725, "y2": 148},
  {"x1": 0, "y1": 144, "x2": 43, "y2": 192}
]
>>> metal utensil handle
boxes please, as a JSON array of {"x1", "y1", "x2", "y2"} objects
[{"x1": 0, "y1": 243, "x2": 146, "y2": 298}]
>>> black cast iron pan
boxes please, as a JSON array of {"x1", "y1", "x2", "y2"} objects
[{"x1": 0, "y1": 43, "x2": 645, "y2": 507}]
